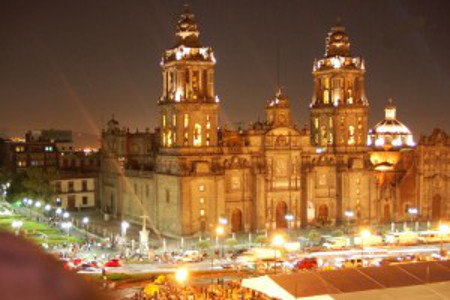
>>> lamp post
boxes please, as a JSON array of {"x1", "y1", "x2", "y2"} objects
[
  {"x1": 360, "y1": 229, "x2": 371, "y2": 264},
  {"x1": 62, "y1": 212, "x2": 70, "y2": 220},
  {"x1": 61, "y1": 222, "x2": 72, "y2": 235},
  {"x1": 215, "y1": 225, "x2": 225, "y2": 258},
  {"x1": 11, "y1": 220, "x2": 23, "y2": 236},
  {"x1": 344, "y1": 210, "x2": 354, "y2": 234},
  {"x1": 285, "y1": 214, "x2": 294, "y2": 237},
  {"x1": 408, "y1": 207, "x2": 418, "y2": 231},
  {"x1": 272, "y1": 235, "x2": 284, "y2": 274},
  {"x1": 439, "y1": 224, "x2": 449, "y2": 257},
  {"x1": 175, "y1": 267, "x2": 188, "y2": 298}
]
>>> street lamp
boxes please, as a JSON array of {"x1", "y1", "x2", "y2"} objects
[
  {"x1": 175, "y1": 267, "x2": 189, "y2": 297},
  {"x1": 439, "y1": 224, "x2": 449, "y2": 257},
  {"x1": 285, "y1": 214, "x2": 294, "y2": 236},
  {"x1": 121, "y1": 221, "x2": 130, "y2": 237},
  {"x1": 11, "y1": 220, "x2": 23, "y2": 236},
  {"x1": 35, "y1": 201, "x2": 42, "y2": 209},
  {"x1": 62, "y1": 212, "x2": 70, "y2": 219},
  {"x1": 360, "y1": 229, "x2": 371, "y2": 264},
  {"x1": 272, "y1": 235, "x2": 285, "y2": 274},
  {"x1": 408, "y1": 207, "x2": 418, "y2": 230},
  {"x1": 344, "y1": 210, "x2": 354, "y2": 234},
  {"x1": 61, "y1": 222, "x2": 72, "y2": 235},
  {"x1": 82, "y1": 216, "x2": 89, "y2": 226},
  {"x1": 218, "y1": 217, "x2": 228, "y2": 225},
  {"x1": 55, "y1": 208, "x2": 62, "y2": 216},
  {"x1": 215, "y1": 225, "x2": 225, "y2": 258},
  {"x1": 44, "y1": 204, "x2": 51, "y2": 212}
]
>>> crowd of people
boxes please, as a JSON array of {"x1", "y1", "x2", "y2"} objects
[{"x1": 125, "y1": 281, "x2": 265, "y2": 300}]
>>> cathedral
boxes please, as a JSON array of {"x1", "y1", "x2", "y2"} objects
[{"x1": 100, "y1": 7, "x2": 450, "y2": 237}]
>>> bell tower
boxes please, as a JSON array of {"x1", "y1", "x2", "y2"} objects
[
  {"x1": 159, "y1": 5, "x2": 219, "y2": 151},
  {"x1": 265, "y1": 87, "x2": 292, "y2": 127},
  {"x1": 310, "y1": 21, "x2": 369, "y2": 153}
]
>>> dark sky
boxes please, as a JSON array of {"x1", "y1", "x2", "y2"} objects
[{"x1": 1, "y1": 0, "x2": 449, "y2": 146}]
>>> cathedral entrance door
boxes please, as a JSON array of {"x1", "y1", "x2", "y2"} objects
[
  {"x1": 432, "y1": 194, "x2": 441, "y2": 221},
  {"x1": 231, "y1": 209, "x2": 242, "y2": 233},
  {"x1": 275, "y1": 201, "x2": 288, "y2": 229},
  {"x1": 318, "y1": 204, "x2": 328, "y2": 225},
  {"x1": 383, "y1": 204, "x2": 390, "y2": 223}
]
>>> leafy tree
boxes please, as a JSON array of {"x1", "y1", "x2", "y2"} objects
[
  {"x1": 225, "y1": 238, "x2": 238, "y2": 249},
  {"x1": 308, "y1": 230, "x2": 322, "y2": 245},
  {"x1": 255, "y1": 235, "x2": 267, "y2": 245},
  {"x1": 331, "y1": 229, "x2": 344, "y2": 237},
  {"x1": 22, "y1": 168, "x2": 58, "y2": 202},
  {"x1": 197, "y1": 240, "x2": 210, "y2": 250}
]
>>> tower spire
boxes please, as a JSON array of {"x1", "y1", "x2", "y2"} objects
[
  {"x1": 325, "y1": 20, "x2": 351, "y2": 58},
  {"x1": 175, "y1": 3, "x2": 201, "y2": 47}
]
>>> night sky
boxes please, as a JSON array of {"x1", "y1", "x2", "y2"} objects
[{"x1": 1, "y1": 0, "x2": 449, "y2": 146}]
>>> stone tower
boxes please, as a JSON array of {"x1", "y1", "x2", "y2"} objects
[
  {"x1": 265, "y1": 87, "x2": 292, "y2": 127},
  {"x1": 310, "y1": 21, "x2": 369, "y2": 153},
  {"x1": 158, "y1": 5, "x2": 219, "y2": 152}
]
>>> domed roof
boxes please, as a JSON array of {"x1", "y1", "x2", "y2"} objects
[
  {"x1": 175, "y1": 4, "x2": 201, "y2": 47},
  {"x1": 368, "y1": 100, "x2": 415, "y2": 149}
]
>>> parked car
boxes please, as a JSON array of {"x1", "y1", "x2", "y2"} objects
[
  {"x1": 294, "y1": 257, "x2": 318, "y2": 271},
  {"x1": 105, "y1": 258, "x2": 121, "y2": 267},
  {"x1": 174, "y1": 250, "x2": 203, "y2": 263}
]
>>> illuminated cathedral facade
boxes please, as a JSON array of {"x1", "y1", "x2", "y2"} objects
[{"x1": 100, "y1": 7, "x2": 450, "y2": 236}]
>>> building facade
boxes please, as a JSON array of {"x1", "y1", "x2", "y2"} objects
[{"x1": 99, "y1": 7, "x2": 450, "y2": 237}]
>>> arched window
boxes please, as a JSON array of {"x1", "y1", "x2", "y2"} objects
[{"x1": 193, "y1": 123, "x2": 202, "y2": 146}]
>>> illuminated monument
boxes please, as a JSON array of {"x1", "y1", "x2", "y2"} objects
[{"x1": 100, "y1": 7, "x2": 450, "y2": 236}]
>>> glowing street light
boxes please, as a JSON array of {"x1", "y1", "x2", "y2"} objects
[
  {"x1": 62, "y1": 212, "x2": 70, "y2": 219},
  {"x1": 55, "y1": 208, "x2": 62, "y2": 215},
  {"x1": 360, "y1": 229, "x2": 371, "y2": 262},
  {"x1": 272, "y1": 235, "x2": 285, "y2": 274},
  {"x1": 439, "y1": 224, "x2": 449, "y2": 256},
  {"x1": 11, "y1": 220, "x2": 23, "y2": 236},
  {"x1": 61, "y1": 222, "x2": 72, "y2": 235},
  {"x1": 34, "y1": 201, "x2": 42, "y2": 208},
  {"x1": 344, "y1": 210, "x2": 354, "y2": 234},
  {"x1": 175, "y1": 267, "x2": 188, "y2": 284},
  {"x1": 44, "y1": 204, "x2": 51, "y2": 211},
  {"x1": 218, "y1": 217, "x2": 228, "y2": 225},
  {"x1": 215, "y1": 225, "x2": 225, "y2": 258},
  {"x1": 121, "y1": 221, "x2": 130, "y2": 237},
  {"x1": 82, "y1": 217, "x2": 89, "y2": 225}
]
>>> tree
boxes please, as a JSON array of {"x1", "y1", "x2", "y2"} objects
[
  {"x1": 225, "y1": 238, "x2": 238, "y2": 249},
  {"x1": 308, "y1": 230, "x2": 322, "y2": 245},
  {"x1": 255, "y1": 235, "x2": 267, "y2": 245},
  {"x1": 331, "y1": 229, "x2": 344, "y2": 237},
  {"x1": 197, "y1": 240, "x2": 210, "y2": 250},
  {"x1": 22, "y1": 168, "x2": 58, "y2": 202}
]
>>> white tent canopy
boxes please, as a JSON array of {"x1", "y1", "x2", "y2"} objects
[{"x1": 241, "y1": 276, "x2": 301, "y2": 300}]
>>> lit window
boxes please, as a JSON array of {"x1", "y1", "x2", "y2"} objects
[
  {"x1": 17, "y1": 161, "x2": 26, "y2": 167},
  {"x1": 323, "y1": 90, "x2": 329, "y2": 104},
  {"x1": 15, "y1": 146, "x2": 25, "y2": 153},
  {"x1": 206, "y1": 132, "x2": 210, "y2": 146},
  {"x1": 184, "y1": 132, "x2": 189, "y2": 145},
  {"x1": 167, "y1": 130, "x2": 173, "y2": 147},
  {"x1": 206, "y1": 115, "x2": 211, "y2": 130},
  {"x1": 314, "y1": 118, "x2": 319, "y2": 130},
  {"x1": 329, "y1": 117, "x2": 333, "y2": 128},
  {"x1": 184, "y1": 114, "x2": 189, "y2": 128},
  {"x1": 348, "y1": 125, "x2": 355, "y2": 145},
  {"x1": 162, "y1": 115, "x2": 166, "y2": 128},
  {"x1": 200, "y1": 197, "x2": 204, "y2": 204},
  {"x1": 172, "y1": 114, "x2": 177, "y2": 126},
  {"x1": 173, "y1": 132, "x2": 177, "y2": 144},
  {"x1": 356, "y1": 178, "x2": 360, "y2": 184},
  {"x1": 200, "y1": 209, "x2": 205, "y2": 216},
  {"x1": 193, "y1": 123, "x2": 202, "y2": 146},
  {"x1": 162, "y1": 133, "x2": 167, "y2": 146},
  {"x1": 199, "y1": 185, "x2": 205, "y2": 192},
  {"x1": 356, "y1": 188, "x2": 360, "y2": 195},
  {"x1": 45, "y1": 146, "x2": 53, "y2": 152}
]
